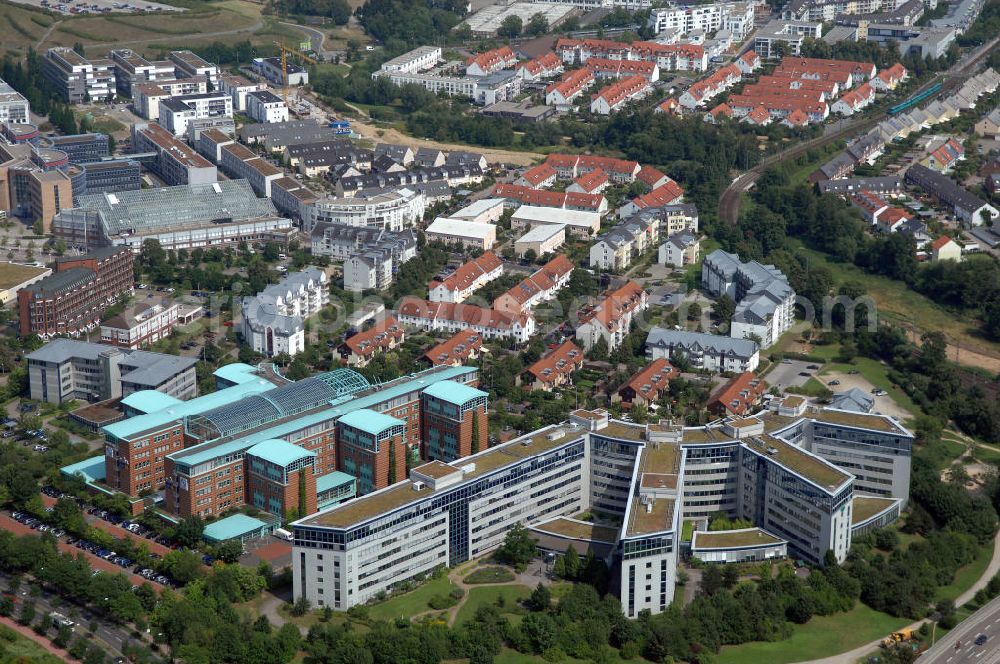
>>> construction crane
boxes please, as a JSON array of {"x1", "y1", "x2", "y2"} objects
[{"x1": 275, "y1": 42, "x2": 318, "y2": 106}]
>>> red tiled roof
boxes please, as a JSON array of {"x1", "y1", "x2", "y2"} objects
[
  {"x1": 518, "y1": 51, "x2": 562, "y2": 76},
  {"x1": 931, "y1": 235, "x2": 955, "y2": 251},
  {"x1": 637, "y1": 165, "x2": 667, "y2": 188},
  {"x1": 399, "y1": 298, "x2": 530, "y2": 331},
  {"x1": 784, "y1": 108, "x2": 809, "y2": 126},
  {"x1": 658, "y1": 98, "x2": 679, "y2": 112},
  {"x1": 630, "y1": 180, "x2": 684, "y2": 209},
  {"x1": 342, "y1": 317, "x2": 404, "y2": 358},
  {"x1": 525, "y1": 340, "x2": 584, "y2": 385},
  {"x1": 495, "y1": 254, "x2": 574, "y2": 308},
  {"x1": 467, "y1": 46, "x2": 516, "y2": 72},
  {"x1": 738, "y1": 50, "x2": 760, "y2": 66},
  {"x1": 493, "y1": 183, "x2": 605, "y2": 212},
  {"x1": 578, "y1": 280, "x2": 645, "y2": 332},
  {"x1": 433, "y1": 251, "x2": 502, "y2": 295},
  {"x1": 621, "y1": 358, "x2": 678, "y2": 401},
  {"x1": 709, "y1": 102, "x2": 732, "y2": 118},
  {"x1": 573, "y1": 168, "x2": 608, "y2": 193},
  {"x1": 422, "y1": 329, "x2": 484, "y2": 366},
  {"x1": 546, "y1": 68, "x2": 594, "y2": 97},
  {"x1": 709, "y1": 371, "x2": 766, "y2": 416},
  {"x1": 592, "y1": 75, "x2": 648, "y2": 107},
  {"x1": 746, "y1": 105, "x2": 770, "y2": 124},
  {"x1": 585, "y1": 57, "x2": 658, "y2": 78},
  {"x1": 521, "y1": 163, "x2": 557, "y2": 187}
]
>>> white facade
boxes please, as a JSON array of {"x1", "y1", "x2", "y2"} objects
[
  {"x1": 0, "y1": 79, "x2": 29, "y2": 125},
  {"x1": 241, "y1": 268, "x2": 329, "y2": 358},
  {"x1": 649, "y1": 1, "x2": 755, "y2": 39},
  {"x1": 702, "y1": 250, "x2": 795, "y2": 349},
  {"x1": 425, "y1": 217, "x2": 497, "y2": 250},
  {"x1": 305, "y1": 189, "x2": 425, "y2": 232},
  {"x1": 100, "y1": 302, "x2": 181, "y2": 349},
  {"x1": 645, "y1": 327, "x2": 760, "y2": 372},
  {"x1": 379, "y1": 46, "x2": 442, "y2": 74},
  {"x1": 158, "y1": 92, "x2": 233, "y2": 137},
  {"x1": 246, "y1": 91, "x2": 290, "y2": 124}
]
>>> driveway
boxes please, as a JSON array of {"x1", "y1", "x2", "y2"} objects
[
  {"x1": 818, "y1": 370, "x2": 912, "y2": 422},
  {"x1": 766, "y1": 360, "x2": 817, "y2": 390}
]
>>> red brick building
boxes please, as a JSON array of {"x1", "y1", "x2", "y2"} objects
[
  {"x1": 245, "y1": 439, "x2": 318, "y2": 519},
  {"x1": 420, "y1": 379, "x2": 489, "y2": 462},
  {"x1": 18, "y1": 246, "x2": 133, "y2": 338},
  {"x1": 337, "y1": 409, "x2": 408, "y2": 494}
]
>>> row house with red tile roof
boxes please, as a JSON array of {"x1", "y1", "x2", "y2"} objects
[
  {"x1": 545, "y1": 154, "x2": 640, "y2": 183},
  {"x1": 338, "y1": 317, "x2": 405, "y2": 368},
  {"x1": 655, "y1": 97, "x2": 681, "y2": 115},
  {"x1": 679, "y1": 63, "x2": 742, "y2": 109},
  {"x1": 726, "y1": 94, "x2": 829, "y2": 123},
  {"x1": 831, "y1": 82, "x2": 874, "y2": 116},
  {"x1": 555, "y1": 38, "x2": 708, "y2": 72},
  {"x1": 919, "y1": 136, "x2": 964, "y2": 173},
  {"x1": 520, "y1": 340, "x2": 585, "y2": 391},
  {"x1": 545, "y1": 68, "x2": 595, "y2": 106},
  {"x1": 708, "y1": 371, "x2": 766, "y2": 417},
  {"x1": 492, "y1": 183, "x2": 609, "y2": 215},
  {"x1": 618, "y1": 180, "x2": 685, "y2": 218},
  {"x1": 637, "y1": 165, "x2": 671, "y2": 190},
  {"x1": 421, "y1": 329, "x2": 485, "y2": 367},
  {"x1": 704, "y1": 102, "x2": 733, "y2": 123},
  {"x1": 397, "y1": 298, "x2": 535, "y2": 343},
  {"x1": 591, "y1": 76, "x2": 651, "y2": 115},
  {"x1": 428, "y1": 251, "x2": 504, "y2": 303},
  {"x1": 516, "y1": 163, "x2": 558, "y2": 189},
  {"x1": 615, "y1": 358, "x2": 678, "y2": 408},
  {"x1": 567, "y1": 168, "x2": 610, "y2": 195},
  {"x1": 556, "y1": 38, "x2": 632, "y2": 64},
  {"x1": 741, "y1": 105, "x2": 772, "y2": 126},
  {"x1": 871, "y1": 63, "x2": 907, "y2": 92},
  {"x1": 773, "y1": 57, "x2": 876, "y2": 88},
  {"x1": 754, "y1": 74, "x2": 840, "y2": 99},
  {"x1": 736, "y1": 50, "x2": 762, "y2": 75},
  {"x1": 517, "y1": 52, "x2": 564, "y2": 82},
  {"x1": 875, "y1": 207, "x2": 912, "y2": 234},
  {"x1": 851, "y1": 189, "x2": 890, "y2": 223},
  {"x1": 493, "y1": 254, "x2": 575, "y2": 316},
  {"x1": 586, "y1": 57, "x2": 660, "y2": 82},
  {"x1": 574, "y1": 280, "x2": 648, "y2": 351},
  {"x1": 466, "y1": 47, "x2": 517, "y2": 77}
]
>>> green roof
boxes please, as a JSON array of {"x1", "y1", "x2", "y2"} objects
[
  {"x1": 202, "y1": 514, "x2": 270, "y2": 542},
  {"x1": 60, "y1": 455, "x2": 106, "y2": 485},
  {"x1": 104, "y1": 379, "x2": 279, "y2": 440},
  {"x1": 167, "y1": 366, "x2": 476, "y2": 469},
  {"x1": 246, "y1": 439, "x2": 315, "y2": 467},
  {"x1": 316, "y1": 470, "x2": 356, "y2": 494},
  {"x1": 213, "y1": 363, "x2": 261, "y2": 385},
  {"x1": 338, "y1": 408, "x2": 405, "y2": 436},
  {"x1": 120, "y1": 390, "x2": 182, "y2": 414},
  {"x1": 421, "y1": 380, "x2": 487, "y2": 406}
]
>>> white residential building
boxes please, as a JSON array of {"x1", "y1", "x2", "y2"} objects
[
  {"x1": 304, "y1": 188, "x2": 426, "y2": 232},
  {"x1": 645, "y1": 328, "x2": 760, "y2": 372},
  {"x1": 246, "y1": 90, "x2": 289, "y2": 124},
  {"x1": 158, "y1": 92, "x2": 232, "y2": 136},
  {"x1": 428, "y1": 252, "x2": 503, "y2": 303},
  {"x1": 0, "y1": 78, "x2": 29, "y2": 125},
  {"x1": 241, "y1": 268, "x2": 329, "y2": 357},
  {"x1": 424, "y1": 217, "x2": 498, "y2": 250},
  {"x1": 702, "y1": 250, "x2": 795, "y2": 348}
]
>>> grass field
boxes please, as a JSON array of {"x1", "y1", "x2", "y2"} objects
[
  {"x1": 714, "y1": 604, "x2": 910, "y2": 664},
  {"x1": 454, "y1": 585, "x2": 531, "y2": 626},
  {"x1": 365, "y1": 575, "x2": 460, "y2": 622},
  {"x1": 0, "y1": 623, "x2": 63, "y2": 664},
  {"x1": 0, "y1": 261, "x2": 47, "y2": 288}
]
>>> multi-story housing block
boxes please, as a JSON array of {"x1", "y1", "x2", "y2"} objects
[
  {"x1": 702, "y1": 249, "x2": 795, "y2": 348},
  {"x1": 241, "y1": 268, "x2": 328, "y2": 358},
  {"x1": 43, "y1": 48, "x2": 114, "y2": 103}
]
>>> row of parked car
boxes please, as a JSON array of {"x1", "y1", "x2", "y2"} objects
[{"x1": 11, "y1": 511, "x2": 65, "y2": 538}]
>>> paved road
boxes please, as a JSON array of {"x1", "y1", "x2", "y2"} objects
[
  {"x1": 765, "y1": 360, "x2": 817, "y2": 390},
  {"x1": 717, "y1": 34, "x2": 1000, "y2": 225},
  {"x1": 921, "y1": 595, "x2": 1000, "y2": 664}
]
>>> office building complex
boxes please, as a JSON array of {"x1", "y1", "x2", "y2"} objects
[
  {"x1": 158, "y1": 92, "x2": 233, "y2": 136},
  {"x1": 246, "y1": 90, "x2": 290, "y2": 124},
  {"x1": 100, "y1": 300, "x2": 181, "y2": 349},
  {"x1": 53, "y1": 180, "x2": 292, "y2": 252},
  {"x1": 292, "y1": 401, "x2": 910, "y2": 613},
  {"x1": 42, "y1": 48, "x2": 115, "y2": 103},
  {"x1": 17, "y1": 246, "x2": 134, "y2": 338},
  {"x1": 26, "y1": 338, "x2": 197, "y2": 404},
  {"x1": 0, "y1": 78, "x2": 29, "y2": 125},
  {"x1": 241, "y1": 268, "x2": 329, "y2": 358},
  {"x1": 130, "y1": 123, "x2": 218, "y2": 186},
  {"x1": 0, "y1": 142, "x2": 74, "y2": 232}
]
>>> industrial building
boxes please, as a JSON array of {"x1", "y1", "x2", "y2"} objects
[{"x1": 52, "y1": 179, "x2": 293, "y2": 252}]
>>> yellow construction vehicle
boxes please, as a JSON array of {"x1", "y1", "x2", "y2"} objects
[
  {"x1": 274, "y1": 42, "x2": 318, "y2": 106},
  {"x1": 880, "y1": 629, "x2": 915, "y2": 648}
]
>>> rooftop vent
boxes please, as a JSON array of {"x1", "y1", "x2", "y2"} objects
[{"x1": 412, "y1": 481, "x2": 425, "y2": 491}]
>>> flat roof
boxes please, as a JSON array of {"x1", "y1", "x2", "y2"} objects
[
  {"x1": 202, "y1": 514, "x2": 269, "y2": 542},
  {"x1": 120, "y1": 390, "x2": 182, "y2": 414},
  {"x1": 60, "y1": 455, "x2": 107, "y2": 485},
  {"x1": 412, "y1": 460, "x2": 460, "y2": 479},
  {"x1": 529, "y1": 517, "x2": 620, "y2": 543},
  {"x1": 516, "y1": 223, "x2": 566, "y2": 243},
  {"x1": 852, "y1": 495, "x2": 899, "y2": 524},
  {"x1": 302, "y1": 423, "x2": 584, "y2": 528},
  {"x1": 745, "y1": 434, "x2": 851, "y2": 492},
  {"x1": 626, "y1": 497, "x2": 675, "y2": 538},
  {"x1": 317, "y1": 470, "x2": 356, "y2": 493},
  {"x1": 692, "y1": 527, "x2": 784, "y2": 549},
  {"x1": 811, "y1": 408, "x2": 908, "y2": 434},
  {"x1": 511, "y1": 205, "x2": 600, "y2": 228},
  {"x1": 425, "y1": 217, "x2": 496, "y2": 239},
  {"x1": 246, "y1": 438, "x2": 316, "y2": 466},
  {"x1": 0, "y1": 262, "x2": 49, "y2": 289},
  {"x1": 213, "y1": 363, "x2": 261, "y2": 385},
  {"x1": 421, "y1": 380, "x2": 487, "y2": 406}
]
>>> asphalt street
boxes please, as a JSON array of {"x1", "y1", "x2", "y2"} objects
[{"x1": 921, "y1": 595, "x2": 1000, "y2": 664}]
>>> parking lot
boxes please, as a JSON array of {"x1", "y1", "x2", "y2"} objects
[
  {"x1": 7, "y1": 0, "x2": 183, "y2": 15},
  {"x1": 767, "y1": 359, "x2": 819, "y2": 390}
]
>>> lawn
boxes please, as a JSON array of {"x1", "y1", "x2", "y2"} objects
[
  {"x1": 714, "y1": 604, "x2": 910, "y2": 664},
  {"x1": 787, "y1": 377, "x2": 831, "y2": 398},
  {"x1": 682, "y1": 519, "x2": 695, "y2": 541},
  {"x1": 454, "y1": 585, "x2": 531, "y2": 626},
  {"x1": 494, "y1": 648, "x2": 592, "y2": 664},
  {"x1": 0, "y1": 623, "x2": 63, "y2": 664},
  {"x1": 366, "y1": 575, "x2": 460, "y2": 622},
  {"x1": 937, "y1": 538, "x2": 996, "y2": 604}
]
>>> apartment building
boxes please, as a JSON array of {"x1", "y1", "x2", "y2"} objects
[
  {"x1": 648, "y1": 0, "x2": 755, "y2": 37},
  {"x1": 305, "y1": 188, "x2": 425, "y2": 233},
  {"x1": 424, "y1": 217, "x2": 497, "y2": 251},
  {"x1": 517, "y1": 52, "x2": 564, "y2": 81},
  {"x1": 100, "y1": 300, "x2": 180, "y2": 349},
  {"x1": 429, "y1": 251, "x2": 503, "y2": 303},
  {"x1": 545, "y1": 68, "x2": 595, "y2": 106},
  {"x1": 521, "y1": 340, "x2": 585, "y2": 391},
  {"x1": 380, "y1": 46, "x2": 442, "y2": 74},
  {"x1": 591, "y1": 76, "x2": 652, "y2": 114},
  {"x1": 514, "y1": 224, "x2": 566, "y2": 258},
  {"x1": 398, "y1": 298, "x2": 535, "y2": 343},
  {"x1": 131, "y1": 123, "x2": 218, "y2": 186},
  {"x1": 702, "y1": 250, "x2": 795, "y2": 348},
  {"x1": 645, "y1": 328, "x2": 760, "y2": 372},
  {"x1": 587, "y1": 58, "x2": 660, "y2": 82},
  {"x1": 492, "y1": 254, "x2": 575, "y2": 316},
  {"x1": 18, "y1": 246, "x2": 134, "y2": 339},
  {"x1": 219, "y1": 143, "x2": 283, "y2": 198},
  {"x1": 616, "y1": 358, "x2": 678, "y2": 408},
  {"x1": 219, "y1": 73, "x2": 264, "y2": 112},
  {"x1": 754, "y1": 20, "x2": 824, "y2": 58},
  {"x1": 555, "y1": 38, "x2": 708, "y2": 72},
  {"x1": 26, "y1": 337, "x2": 197, "y2": 404},
  {"x1": 246, "y1": 90, "x2": 289, "y2": 124},
  {"x1": 241, "y1": 268, "x2": 329, "y2": 358},
  {"x1": 492, "y1": 184, "x2": 609, "y2": 216},
  {"x1": 310, "y1": 221, "x2": 417, "y2": 263},
  {"x1": 466, "y1": 47, "x2": 517, "y2": 76},
  {"x1": 338, "y1": 317, "x2": 405, "y2": 368},
  {"x1": 510, "y1": 205, "x2": 602, "y2": 238},
  {"x1": 253, "y1": 57, "x2": 308, "y2": 86},
  {"x1": 42, "y1": 48, "x2": 114, "y2": 103},
  {"x1": 575, "y1": 280, "x2": 648, "y2": 351},
  {"x1": 158, "y1": 92, "x2": 233, "y2": 136},
  {"x1": 422, "y1": 330, "x2": 485, "y2": 367}
]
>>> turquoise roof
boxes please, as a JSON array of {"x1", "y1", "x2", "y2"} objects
[
  {"x1": 316, "y1": 470, "x2": 356, "y2": 494},
  {"x1": 421, "y1": 380, "x2": 488, "y2": 406},
  {"x1": 203, "y1": 514, "x2": 270, "y2": 542},
  {"x1": 60, "y1": 455, "x2": 107, "y2": 484},
  {"x1": 213, "y1": 363, "x2": 261, "y2": 385},
  {"x1": 168, "y1": 365, "x2": 477, "y2": 469},
  {"x1": 120, "y1": 390, "x2": 182, "y2": 414},
  {"x1": 246, "y1": 439, "x2": 315, "y2": 467},
  {"x1": 103, "y1": 378, "x2": 278, "y2": 440},
  {"x1": 338, "y1": 408, "x2": 405, "y2": 436}
]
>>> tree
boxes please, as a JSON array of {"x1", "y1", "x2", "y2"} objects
[
  {"x1": 495, "y1": 524, "x2": 537, "y2": 570},
  {"x1": 526, "y1": 12, "x2": 548, "y2": 35},
  {"x1": 291, "y1": 595, "x2": 311, "y2": 616},
  {"x1": 498, "y1": 14, "x2": 523, "y2": 37},
  {"x1": 173, "y1": 516, "x2": 205, "y2": 547},
  {"x1": 471, "y1": 409, "x2": 481, "y2": 454},
  {"x1": 714, "y1": 294, "x2": 735, "y2": 324},
  {"x1": 527, "y1": 583, "x2": 551, "y2": 611},
  {"x1": 215, "y1": 539, "x2": 244, "y2": 564}
]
